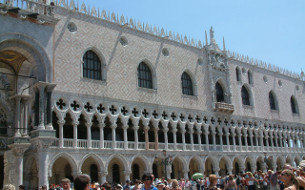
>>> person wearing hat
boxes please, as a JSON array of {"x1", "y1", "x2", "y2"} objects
[
  {"x1": 156, "y1": 182, "x2": 165, "y2": 190},
  {"x1": 116, "y1": 184, "x2": 123, "y2": 190}
]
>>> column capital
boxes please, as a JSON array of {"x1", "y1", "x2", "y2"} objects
[{"x1": 8, "y1": 144, "x2": 30, "y2": 157}]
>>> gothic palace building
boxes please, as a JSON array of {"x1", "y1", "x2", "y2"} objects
[{"x1": 0, "y1": 0, "x2": 305, "y2": 189}]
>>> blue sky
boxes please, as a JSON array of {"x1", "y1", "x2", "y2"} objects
[{"x1": 82, "y1": 0, "x2": 304, "y2": 75}]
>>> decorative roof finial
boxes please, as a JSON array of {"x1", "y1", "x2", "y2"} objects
[
  {"x1": 223, "y1": 37, "x2": 226, "y2": 51},
  {"x1": 205, "y1": 30, "x2": 208, "y2": 46},
  {"x1": 210, "y1": 27, "x2": 215, "y2": 43}
]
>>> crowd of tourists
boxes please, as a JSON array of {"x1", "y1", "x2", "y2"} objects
[{"x1": 4, "y1": 160, "x2": 305, "y2": 190}]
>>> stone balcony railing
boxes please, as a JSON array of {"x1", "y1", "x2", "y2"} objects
[
  {"x1": 214, "y1": 102, "x2": 234, "y2": 113},
  {"x1": 52, "y1": 139, "x2": 304, "y2": 154},
  {"x1": 0, "y1": 0, "x2": 57, "y2": 24}
]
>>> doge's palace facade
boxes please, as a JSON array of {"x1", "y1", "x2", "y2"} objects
[{"x1": 0, "y1": 0, "x2": 305, "y2": 189}]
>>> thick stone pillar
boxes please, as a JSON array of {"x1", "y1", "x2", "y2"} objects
[
  {"x1": 100, "y1": 171, "x2": 108, "y2": 185},
  {"x1": 6, "y1": 143, "x2": 30, "y2": 188},
  {"x1": 183, "y1": 169, "x2": 189, "y2": 180},
  {"x1": 124, "y1": 170, "x2": 131, "y2": 182},
  {"x1": 31, "y1": 136, "x2": 55, "y2": 189}
]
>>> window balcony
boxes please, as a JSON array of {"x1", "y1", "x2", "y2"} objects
[{"x1": 214, "y1": 102, "x2": 234, "y2": 113}]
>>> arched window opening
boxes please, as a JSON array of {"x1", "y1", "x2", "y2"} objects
[
  {"x1": 241, "y1": 86, "x2": 250, "y2": 106},
  {"x1": 112, "y1": 164, "x2": 120, "y2": 184},
  {"x1": 132, "y1": 164, "x2": 140, "y2": 181},
  {"x1": 137, "y1": 62, "x2": 153, "y2": 89},
  {"x1": 236, "y1": 67, "x2": 241, "y2": 82},
  {"x1": 181, "y1": 72, "x2": 193, "y2": 95},
  {"x1": 83, "y1": 50, "x2": 102, "y2": 80},
  {"x1": 90, "y1": 164, "x2": 98, "y2": 182},
  {"x1": 291, "y1": 96, "x2": 298, "y2": 114},
  {"x1": 248, "y1": 70, "x2": 253, "y2": 84},
  {"x1": 269, "y1": 92, "x2": 276, "y2": 110},
  {"x1": 215, "y1": 82, "x2": 224, "y2": 102}
]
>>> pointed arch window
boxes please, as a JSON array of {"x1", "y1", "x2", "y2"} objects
[
  {"x1": 83, "y1": 50, "x2": 102, "y2": 80},
  {"x1": 215, "y1": 82, "x2": 224, "y2": 102},
  {"x1": 181, "y1": 72, "x2": 193, "y2": 95},
  {"x1": 290, "y1": 96, "x2": 298, "y2": 114},
  {"x1": 236, "y1": 67, "x2": 241, "y2": 82},
  {"x1": 269, "y1": 91, "x2": 276, "y2": 110},
  {"x1": 241, "y1": 86, "x2": 250, "y2": 106},
  {"x1": 137, "y1": 62, "x2": 153, "y2": 89}
]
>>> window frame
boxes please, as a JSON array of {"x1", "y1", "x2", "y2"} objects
[
  {"x1": 181, "y1": 72, "x2": 194, "y2": 96},
  {"x1": 82, "y1": 50, "x2": 102, "y2": 80}
]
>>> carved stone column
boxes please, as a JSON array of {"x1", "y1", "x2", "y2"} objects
[
  {"x1": 86, "y1": 122, "x2": 92, "y2": 148},
  {"x1": 142, "y1": 119, "x2": 150, "y2": 150},
  {"x1": 99, "y1": 123, "x2": 105, "y2": 149},
  {"x1": 98, "y1": 171, "x2": 108, "y2": 185},
  {"x1": 153, "y1": 127, "x2": 158, "y2": 150},
  {"x1": 179, "y1": 122, "x2": 186, "y2": 150},
  {"x1": 189, "y1": 127, "x2": 194, "y2": 150},
  {"x1": 123, "y1": 170, "x2": 131, "y2": 182},
  {"x1": 183, "y1": 169, "x2": 189, "y2": 180},
  {"x1": 31, "y1": 136, "x2": 55, "y2": 189},
  {"x1": 111, "y1": 124, "x2": 117, "y2": 149},
  {"x1": 171, "y1": 122, "x2": 177, "y2": 150},
  {"x1": 164, "y1": 128, "x2": 169, "y2": 150},
  {"x1": 132, "y1": 118, "x2": 139, "y2": 150},
  {"x1": 73, "y1": 122, "x2": 78, "y2": 148},
  {"x1": 31, "y1": 82, "x2": 56, "y2": 130},
  {"x1": 58, "y1": 120, "x2": 65, "y2": 148},
  {"x1": 5, "y1": 143, "x2": 30, "y2": 188}
]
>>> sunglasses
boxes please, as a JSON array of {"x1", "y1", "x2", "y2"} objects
[
  {"x1": 281, "y1": 173, "x2": 287, "y2": 176},
  {"x1": 143, "y1": 178, "x2": 152, "y2": 181}
]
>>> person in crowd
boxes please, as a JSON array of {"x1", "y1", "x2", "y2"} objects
[
  {"x1": 206, "y1": 174, "x2": 219, "y2": 190},
  {"x1": 131, "y1": 180, "x2": 142, "y2": 190},
  {"x1": 19, "y1": 185, "x2": 25, "y2": 190},
  {"x1": 141, "y1": 173, "x2": 157, "y2": 190},
  {"x1": 156, "y1": 182, "x2": 165, "y2": 190},
  {"x1": 116, "y1": 184, "x2": 123, "y2": 190},
  {"x1": 224, "y1": 175, "x2": 237, "y2": 190},
  {"x1": 185, "y1": 179, "x2": 191, "y2": 190},
  {"x1": 268, "y1": 170, "x2": 278, "y2": 190},
  {"x1": 178, "y1": 178, "x2": 185, "y2": 190},
  {"x1": 42, "y1": 185, "x2": 47, "y2": 190},
  {"x1": 297, "y1": 160, "x2": 305, "y2": 190},
  {"x1": 278, "y1": 169, "x2": 298, "y2": 190},
  {"x1": 3, "y1": 184, "x2": 15, "y2": 190},
  {"x1": 124, "y1": 180, "x2": 131, "y2": 190},
  {"x1": 74, "y1": 174, "x2": 91, "y2": 190},
  {"x1": 61, "y1": 178, "x2": 72, "y2": 190},
  {"x1": 235, "y1": 172, "x2": 243, "y2": 190},
  {"x1": 170, "y1": 179, "x2": 182, "y2": 190},
  {"x1": 244, "y1": 172, "x2": 258, "y2": 190}
]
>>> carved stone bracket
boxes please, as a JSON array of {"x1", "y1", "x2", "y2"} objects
[
  {"x1": 31, "y1": 138, "x2": 55, "y2": 152},
  {"x1": 8, "y1": 143, "x2": 30, "y2": 157}
]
